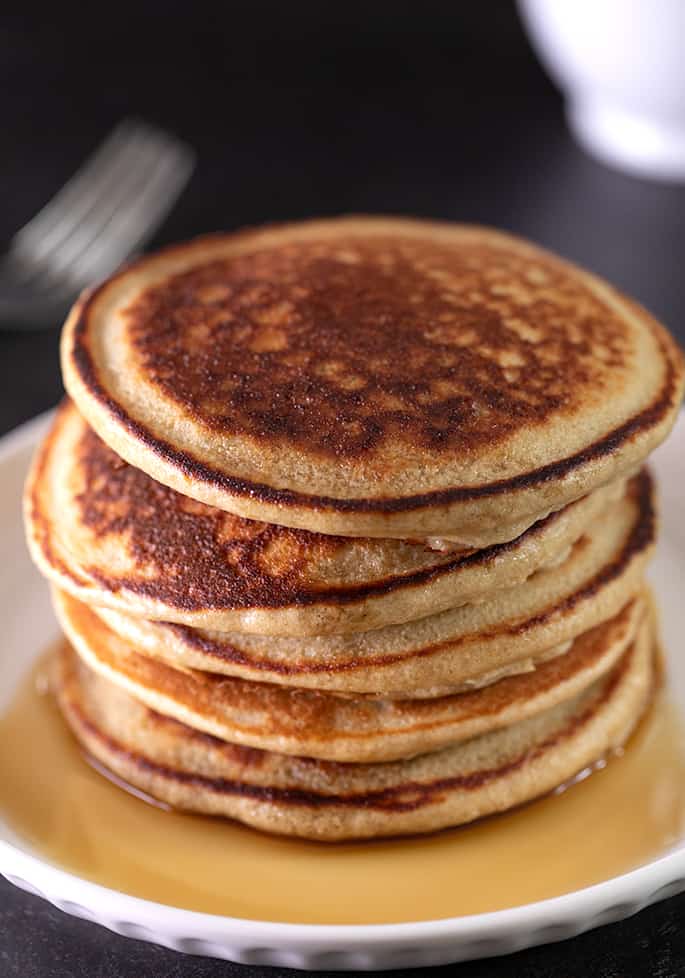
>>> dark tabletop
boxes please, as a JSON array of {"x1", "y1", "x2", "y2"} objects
[{"x1": 2, "y1": 4, "x2": 685, "y2": 976}]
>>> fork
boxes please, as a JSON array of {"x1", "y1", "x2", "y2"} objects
[{"x1": 0, "y1": 118, "x2": 195, "y2": 329}]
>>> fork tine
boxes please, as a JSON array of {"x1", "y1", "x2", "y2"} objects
[
  {"x1": 13, "y1": 119, "x2": 141, "y2": 255},
  {"x1": 68, "y1": 149, "x2": 195, "y2": 286},
  {"x1": 34, "y1": 131, "x2": 174, "y2": 273},
  {"x1": 33, "y1": 133, "x2": 193, "y2": 290},
  {"x1": 0, "y1": 133, "x2": 156, "y2": 291},
  {"x1": 14, "y1": 121, "x2": 170, "y2": 270},
  {"x1": 0, "y1": 118, "x2": 194, "y2": 329}
]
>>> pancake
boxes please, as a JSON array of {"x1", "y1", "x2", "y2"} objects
[
  {"x1": 95, "y1": 471, "x2": 655, "y2": 695},
  {"x1": 61, "y1": 217, "x2": 684, "y2": 541},
  {"x1": 54, "y1": 587, "x2": 644, "y2": 762},
  {"x1": 54, "y1": 619, "x2": 655, "y2": 840},
  {"x1": 25, "y1": 401, "x2": 624, "y2": 636}
]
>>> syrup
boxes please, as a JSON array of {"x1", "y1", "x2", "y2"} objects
[{"x1": 1, "y1": 648, "x2": 684, "y2": 925}]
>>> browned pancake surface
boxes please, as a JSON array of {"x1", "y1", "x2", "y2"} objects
[
  {"x1": 72, "y1": 420, "x2": 330, "y2": 611},
  {"x1": 122, "y1": 235, "x2": 632, "y2": 462}
]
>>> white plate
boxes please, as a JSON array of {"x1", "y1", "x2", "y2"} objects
[{"x1": 1, "y1": 411, "x2": 685, "y2": 971}]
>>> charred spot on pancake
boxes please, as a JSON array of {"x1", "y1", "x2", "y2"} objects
[
  {"x1": 122, "y1": 237, "x2": 633, "y2": 460},
  {"x1": 73, "y1": 424, "x2": 321, "y2": 609}
]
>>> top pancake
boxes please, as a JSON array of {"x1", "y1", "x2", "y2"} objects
[{"x1": 61, "y1": 216, "x2": 685, "y2": 540}]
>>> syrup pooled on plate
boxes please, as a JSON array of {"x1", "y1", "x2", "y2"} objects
[{"x1": 1, "y1": 646, "x2": 685, "y2": 926}]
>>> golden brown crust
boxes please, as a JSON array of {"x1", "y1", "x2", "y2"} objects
[{"x1": 120, "y1": 238, "x2": 633, "y2": 460}]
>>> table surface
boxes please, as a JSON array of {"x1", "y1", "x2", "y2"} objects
[{"x1": 2, "y1": 4, "x2": 685, "y2": 976}]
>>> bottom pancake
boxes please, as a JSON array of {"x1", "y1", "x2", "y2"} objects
[{"x1": 54, "y1": 618, "x2": 655, "y2": 841}]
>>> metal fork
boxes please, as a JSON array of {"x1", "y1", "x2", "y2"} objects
[{"x1": 0, "y1": 118, "x2": 195, "y2": 329}]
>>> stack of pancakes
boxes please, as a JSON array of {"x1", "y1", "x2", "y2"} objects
[{"x1": 24, "y1": 218, "x2": 684, "y2": 841}]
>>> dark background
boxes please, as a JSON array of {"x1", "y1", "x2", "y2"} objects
[{"x1": 2, "y1": 3, "x2": 685, "y2": 976}]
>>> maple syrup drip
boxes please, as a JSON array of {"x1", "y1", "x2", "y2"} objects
[{"x1": 1, "y1": 645, "x2": 684, "y2": 926}]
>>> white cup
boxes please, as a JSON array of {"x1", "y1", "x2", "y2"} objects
[{"x1": 518, "y1": 0, "x2": 685, "y2": 182}]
